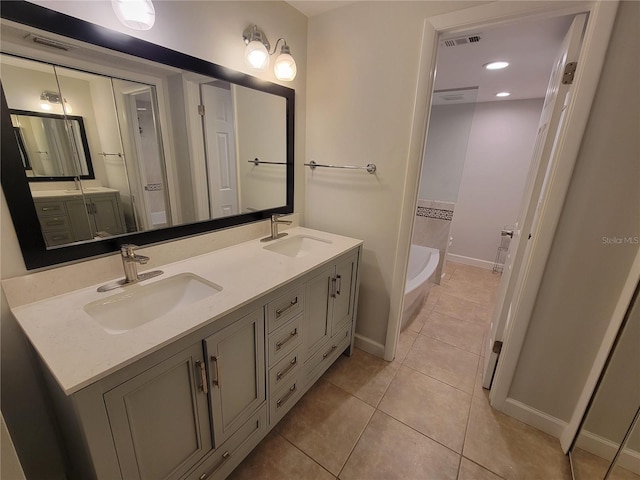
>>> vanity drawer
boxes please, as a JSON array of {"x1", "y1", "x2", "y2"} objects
[
  {"x1": 33, "y1": 200, "x2": 67, "y2": 216},
  {"x1": 304, "y1": 324, "x2": 351, "y2": 387},
  {"x1": 39, "y1": 215, "x2": 71, "y2": 232},
  {"x1": 266, "y1": 286, "x2": 304, "y2": 333},
  {"x1": 269, "y1": 375, "x2": 302, "y2": 426},
  {"x1": 43, "y1": 230, "x2": 73, "y2": 246},
  {"x1": 268, "y1": 315, "x2": 302, "y2": 367},
  {"x1": 269, "y1": 348, "x2": 301, "y2": 394}
]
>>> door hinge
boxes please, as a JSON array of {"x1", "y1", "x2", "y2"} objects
[
  {"x1": 198, "y1": 104, "x2": 205, "y2": 116},
  {"x1": 562, "y1": 62, "x2": 577, "y2": 85},
  {"x1": 492, "y1": 340, "x2": 503, "y2": 354}
]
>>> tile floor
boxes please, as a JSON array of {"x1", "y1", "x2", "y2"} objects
[{"x1": 229, "y1": 262, "x2": 573, "y2": 480}]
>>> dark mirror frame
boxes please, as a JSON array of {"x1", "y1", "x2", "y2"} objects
[
  {"x1": 1, "y1": 1, "x2": 294, "y2": 270},
  {"x1": 10, "y1": 109, "x2": 95, "y2": 182}
]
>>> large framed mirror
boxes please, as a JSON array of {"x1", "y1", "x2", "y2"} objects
[{"x1": 0, "y1": 1, "x2": 294, "y2": 269}]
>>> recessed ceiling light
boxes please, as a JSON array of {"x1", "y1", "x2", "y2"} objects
[
  {"x1": 496, "y1": 92, "x2": 511, "y2": 97},
  {"x1": 484, "y1": 61, "x2": 509, "y2": 70}
]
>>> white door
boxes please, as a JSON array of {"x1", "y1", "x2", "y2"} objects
[
  {"x1": 482, "y1": 14, "x2": 587, "y2": 388},
  {"x1": 200, "y1": 83, "x2": 239, "y2": 217}
]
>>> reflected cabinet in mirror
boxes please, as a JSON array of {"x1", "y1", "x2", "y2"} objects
[
  {"x1": 569, "y1": 283, "x2": 640, "y2": 480},
  {"x1": 0, "y1": 1, "x2": 294, "y2": 269}
]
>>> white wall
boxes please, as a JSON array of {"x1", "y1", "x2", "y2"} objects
[
  {"x1": 1, "y1": 2, "x2": 307, "y2": 478},
  {"x1": 448, "y1": 98, "x2": 543, "y2": 266},
  {"x1": 419, "y1": 102, "x2": 477, "y2": 202}
]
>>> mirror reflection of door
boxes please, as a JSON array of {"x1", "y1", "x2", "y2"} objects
[{"x1": 200, "y1": 81, "x2": 239, "y2": 218}]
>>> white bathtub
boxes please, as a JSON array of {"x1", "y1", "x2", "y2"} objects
[{"x1": 402, "y1": 245, "x2": 440, "y2": 330}]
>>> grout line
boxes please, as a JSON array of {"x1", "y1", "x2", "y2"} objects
[
  {"x1": 335, "y1": 405, "x2": 376, "y2": 479},
  {"x1": 275, "y1": 431, "x2": 337, "y2": 478}
]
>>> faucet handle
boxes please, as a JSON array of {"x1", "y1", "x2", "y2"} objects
[{"x1": 120, "y1": 244, "x2": 138, "y2": 257}]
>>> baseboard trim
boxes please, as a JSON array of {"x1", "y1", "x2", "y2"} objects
[
  {"x1": 501, "y1": 397, "x2": 568, "y2": 439},
  {"x1": 575, "y1": 430, "x2": 640, "y2": 475},
  {"x1": 354, "y1": 334, "x2": 385, "y2": 358},
  {"x1": 445, "y1": 253, "x2": 494, "y2": 270}
]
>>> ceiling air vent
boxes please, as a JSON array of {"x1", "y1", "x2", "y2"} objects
[
  {"x1": 24, "y1": 34, "x2": 73, "y2": 51},
  {"x1": 442, "y1": 34, "x2": 482, "y2": 47}
]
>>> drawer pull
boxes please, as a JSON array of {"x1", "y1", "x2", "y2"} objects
[
  {"x1": 275, "y1": 328, "x2": 298, "y2": 351},
  {"x1": 50, "y1": 234, "x2": 69, "y2": 241},
  {"x1": 41, "y1": 206, "x2": 61, "y2": 212},
  {"x1": 276, "y1": 356, "x2": 298, "y2": 380},
  {"x1": 275, "y1": 297, "x2": 298, "y2": 317},
  {"x1": 199, "y1": 451, "x2": 230, "y2": 479},
  {"x1": 210, "y1": 355, "x2": 221, "y2": 387},
  {"x1": 276, "y1": 383, "x2": 297, "y2": 408},
  {"x1": 322, "y1": 345, "x2": 338, "y2": 360},
  {"x1": 196, "y1": 360, "x2": 208, "y2": 394},
  {"x1": 46, "y1": 219, "x2": 65, "y2": 226}
]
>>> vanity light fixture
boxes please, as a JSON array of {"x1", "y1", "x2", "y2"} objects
[
  {"x1": 484, "y1": 61, "x2": 510, "y2": 70},
  {"x1": 496, "y1": 92, "x2": 511, "y2": 97},
  {"x1": 112, "y1": 0, "x2": 156, "y2": 31},
  {"x1": 40, "y1": 91, "x2": 73, "y2": 113},
  {"x1": 242, "y1": 25, "x2": 297, "y2": 81}
]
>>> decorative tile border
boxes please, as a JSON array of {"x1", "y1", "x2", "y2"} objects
[{"x1": 416, "y1": 206, "x2": 454, "y2": 221}]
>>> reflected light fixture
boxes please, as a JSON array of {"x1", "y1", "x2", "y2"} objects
[
  {"x1": 242, "y1": 25, "x2": 297, "y2": 81},
  {"x1": 496, "y1": 92, "x2": 511, "y2": 97},
  {"x1": 112, "y1": 0, "x2": 156, "y2": 31},
  {"x1": 40, "y1": 91, "x2": 73, "y2": 113},
  {"x1": 484, "y1": 61, "x2": 510, "y2": 70}
]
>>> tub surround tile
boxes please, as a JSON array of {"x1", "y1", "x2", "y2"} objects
[
  {"x1": 458, "y1": 458, "x2": 504, "y2": 480},
  {"x1": 378, "y1": 366, "x2": 471, "y2": 452},
  {"x1": 421, "y1": 311, "x2": 486, "y2": 355},
  {"x1": 464, "y1": 395, "x2": 571, "y2": 480},
  {"x1": 407, "y1": 304, "x2": 433, "y2": 333},
  {"x1": 227, "y1": 431, "x2": 334, "y2": 480},
  {"x1": 323, "y1": 348, "x2": 400, "y2": 408},
  {"x1": 404, "y1": 335, "x2": 479, "y2": 394},
  {"x1": 275, "y1": 380, "x2": 374, "y2": 476},
  {"x1": 339, "y1": 410, "x2": 460, "y2": 480}
]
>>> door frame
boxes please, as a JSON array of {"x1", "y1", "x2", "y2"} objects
[{"x1": 386, "y1": 0, "x2": 618, "y2": 418}]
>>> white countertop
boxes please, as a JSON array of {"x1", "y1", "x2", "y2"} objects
[
  {"x1": 9, "y1": 227, "x2": 362, "y2": 395},
  {"x1": 31, "y1": 187, "x2": 119, "y2": 198}
]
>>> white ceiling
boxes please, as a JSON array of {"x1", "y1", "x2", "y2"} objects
[{"x1": 434, "y1": 14, "x2": 574, "y2": 103}]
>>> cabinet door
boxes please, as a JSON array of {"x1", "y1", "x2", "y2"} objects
[
  {"x1": 91, "y1": 193, "x2": 125, "y2": 235},
  {"x1": 303, "y1": 265, "x2": 333, "y2": 359},
  {"x1": 65, "y1": 199, "x2": 94, "y2": 241},
  {"x1": 204, "y1": 310, "x2": 265, "y2": 447},
  {"x1": 331, "y1": 253, "x2": 358, "y2": 334},
  {"x1": 104, "y1": 343, "x2": 212, "y2": 480}
]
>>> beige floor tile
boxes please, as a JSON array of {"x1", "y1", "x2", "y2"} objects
[
  {"x1": 421, "y1": 311, "x2": 486, "y2": 355},
  {"x1": 339, "y1": 410, "x2": 460, "y2": 480},
  {"x1": 407, "y1": 304, "x2": 433, "y2": 333},
  {"x1": 395, "y1": 329, "x2": 417, "y2": 363},
  {"x1": 434, "y1": 292, "x2": 494, "y2": 325},
  {"x1": 442, "y1": 276, "x2": 498, "y2": 307},
  {"x1": 378, "y1": 366, "x2": 471, "y2": 452},
  {"x1": 404, "y1": 335, "x2": 479, "y2": 393},
  {"x1": 323, "y1": 348, "x2": 400, "y2": 407},
  {"x1": 228, "y1": 431, "x2": 334, "y2": 480},
  {"x1": 275, "y1": 380, "x2": 374, "y2": 475},
  {"x1": 571, "y1": 447, "x2": 640, "y2": 480},
  {"x1": 426, "y1": 284, "x2": 443, "y2": 306},
  {"x1": 464, "y1": 395, "x2": 572, "y2": 480},
  {"x1": 474, "y1": 356, "x2": 490, "y2": 398},
  {"x1": 450, "y1": 263, "x2": 501, "y2": 285},
  {"x1": 458, "y1": 457, "x2": 503, "y2": 479}
]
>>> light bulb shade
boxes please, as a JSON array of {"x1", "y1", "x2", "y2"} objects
[
  {"x1": 245, "y1": 40, "x2": 270, "y2": 70},
  {"x1": 274, "y1": 52, "x2": 297, "y2": 81},
  {"x1": 112, "y1": 0, "x2": 155, "y2": 30}
]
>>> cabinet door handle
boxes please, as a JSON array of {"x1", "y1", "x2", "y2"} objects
[
  {"x1": 276, "y1": 356, "x2": 298, "y2": 380},
  {"x1": 322, "y1": 344, "x2": 338, "y2": 360},
  {"x1": 275, "y1": 296, "x2": 298, "y2": 317},
  {"x1": 198, "y1": 451, "x2": 230, "y2": 480},
  {"x1": 276, "y1": 383, "x2": 297, "y2": 408},
  {"x1": 331, "y1": 277, "x2": 337, "y2": 298},
  {"x1": 275, "y1": 328, "x2": 298, "y2": 351},
  {"x1": 335, "y1": 274, "x2": 342, "y2": 296},
  {"x1": 210, "y1": 355, "x2": 220, "y2": 388},
  {"x1": 196, "y1": 360, "x2": 208, "y2": 394}
]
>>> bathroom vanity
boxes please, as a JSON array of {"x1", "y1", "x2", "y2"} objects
[{"x1": 6, "y1": 227, "x2": 361, "y2": 480}]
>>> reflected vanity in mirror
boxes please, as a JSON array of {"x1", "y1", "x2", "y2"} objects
[
  {"x1": 569, "y1": 284, "x2": 640, "y2": 480},
  {"x1": 0, "y1": 1, "x2": 294, "y2": 269}
]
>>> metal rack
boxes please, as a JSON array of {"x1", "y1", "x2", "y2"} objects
[
  {"x1": 304, "y1": 160, "x2": 377, "y2": 174},
  {"x1": 492, "y1": 225, "x2": 515, "y2": 273}
]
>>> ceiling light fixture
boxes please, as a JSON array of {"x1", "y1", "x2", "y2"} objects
[
  {"x1": 484, "y1": 61, "x2": 510, "y2": 70},
  {"x1": 496, "y1": 92, "x2": 511, "y2": 97},
  {"x1": 112, "y1": 0, "x2": 156, "y2": 31},
  {"x1": 242, "y1": 25, "x2": 297, "y2": 81}
]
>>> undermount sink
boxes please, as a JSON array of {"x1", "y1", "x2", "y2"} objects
[
  {"x1": 263, "y1": 234, "x2": 332, "y2": 258},
  {"x1": 84, "y1": 273, "x2": 222, "y2": 334}
]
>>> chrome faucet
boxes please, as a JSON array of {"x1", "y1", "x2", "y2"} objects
[
  {"x1": 121, "y1": 244, "x2": 149, "y2": 283},
  {"x1": 261, "y1": 214, "x2": 292, "y2": 242}
]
